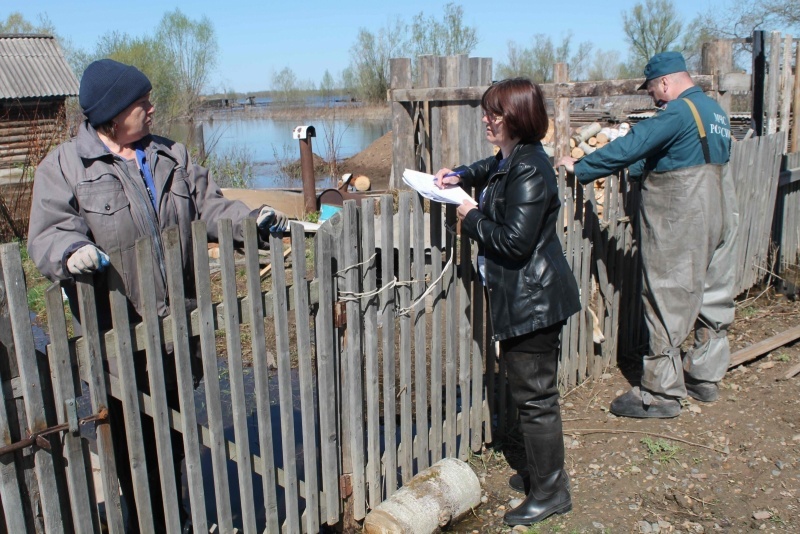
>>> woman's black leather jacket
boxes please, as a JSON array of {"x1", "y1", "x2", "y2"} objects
[{"x1": 458, "y1": 141, "x2": 581, "y2": 341}]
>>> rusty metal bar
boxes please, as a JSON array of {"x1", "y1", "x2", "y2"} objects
[{"x1": 0, "y1": 408, "x2": 108, "y2": 457}]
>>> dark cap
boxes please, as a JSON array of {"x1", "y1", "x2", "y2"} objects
[
  {"x1": 638, "y1": 51, "x2": 687, "y2": 90},
  {"x1": 79, "y1": 59, "x2": 152, "y2": 127}
]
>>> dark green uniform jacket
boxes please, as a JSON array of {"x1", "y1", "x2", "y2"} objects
[{"x1": 573, "y1": 86, "x2": 732, "y2": 183}]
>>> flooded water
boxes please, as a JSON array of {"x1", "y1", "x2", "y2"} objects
[{"x1": 201, "y1": 117, "x2": 390, "y2": 189}]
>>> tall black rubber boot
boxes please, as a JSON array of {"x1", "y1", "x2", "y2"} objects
[
  {"x1": 502, "y1": 348, "x2": 572, "y2": 526},
  {"x1": 504, "y1": 433, "x2": 572, "y2": 525}
]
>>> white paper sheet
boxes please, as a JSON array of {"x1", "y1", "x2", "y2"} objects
[{"x1": 401, "y1": 169, "x2": 477, "y2": 205}]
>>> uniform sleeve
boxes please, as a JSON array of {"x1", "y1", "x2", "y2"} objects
[
  {"x1": 573, "y1": 109, "x2": 681, "y2": 184},
  {"x1": 27, "y1": 149, "x2": 95, "y2": 281}
]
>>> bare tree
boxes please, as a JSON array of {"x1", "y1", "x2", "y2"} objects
[
  {"x1": 496, "y1": 33, "x2": 592, "y2": 82},
  {"x1": 622, "y1": 0, "x2": 683, "y2": 69},
  {"x1": 347, "y1": 19, "x2": 407, "y2": 103},
  {"x1": 586, "y1": 49, "x2": 626, "y2": 80},
  {"x1": 409, "y1": 2, "x2": 478, "y2": 58}
]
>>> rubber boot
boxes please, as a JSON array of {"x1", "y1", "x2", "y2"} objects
[
  {"x1": 510, "y1": 468, "x2": 570, "y2": 494},
  {"x1": 502, "y1": 348, "x2": 571, "y2": 525}
]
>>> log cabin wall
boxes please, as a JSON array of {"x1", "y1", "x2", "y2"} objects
[{"x1": 0, "y1": 98, "x2": 70, "y2": 241}]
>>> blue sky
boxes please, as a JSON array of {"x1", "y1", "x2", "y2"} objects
[{"x1": 14, "y1": 0, "x2": 720, "y2": 93}]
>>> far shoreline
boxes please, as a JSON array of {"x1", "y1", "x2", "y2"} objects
[{"x1": 199, "y1": 102, "x2": 391, "y2": 122}]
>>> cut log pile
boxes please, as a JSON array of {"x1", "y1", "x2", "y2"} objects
[{"x1": 568, "y1": 121, "x2": 630, "y2": 159}]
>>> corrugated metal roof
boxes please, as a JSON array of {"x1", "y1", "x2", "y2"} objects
[{"x1": 0, "y1": 34, "x2": 79, "y2": 99}]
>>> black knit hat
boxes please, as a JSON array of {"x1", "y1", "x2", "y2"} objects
[{"x1": 79, "y1": 59, "x2": 152, "y2": 127}]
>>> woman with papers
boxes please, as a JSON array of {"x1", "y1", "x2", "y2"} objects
[{"x1": 435, "y1": 78, "x2": 580, "y2": 526}]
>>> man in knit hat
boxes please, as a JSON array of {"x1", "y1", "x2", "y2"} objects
[
  {"x1": 28, "y1": 58, "x2": 288, "y2": 531},
  {"x1": 557, "y1": 52, "x2": 739, "y2": 419}
]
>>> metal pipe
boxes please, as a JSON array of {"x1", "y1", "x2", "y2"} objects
[{"x1": 293, "y1": 125, "x2": 317, "y2": 216}]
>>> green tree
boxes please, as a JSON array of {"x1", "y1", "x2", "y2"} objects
[
  {"x1": 0, "y1": 12, "x2": 55, "y2": 33},
  {"x1": 621, "y1": 0, "x2": 683, "y2": 70},
  {"x1": 156, "y1": 9, "x2": 217, "y2": 120},
  {"x1": 272, "y1": 66, "x2": 299, "y2": 104},
  {"x1": 320, "y1": 70, "x2": 336, "y2": 99}
]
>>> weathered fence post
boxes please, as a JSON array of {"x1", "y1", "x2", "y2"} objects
[
  {"x1": 702, "y1": 39, "x2": 734, "y2": 113},
  {"x1": 390, "y1": 58, "x2": 413, "y2": 190}
]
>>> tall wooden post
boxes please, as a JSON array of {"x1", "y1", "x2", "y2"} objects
[
  {"x1": 792, "y1": 41, "x2": 800, "y2": 153},
  {"x1": 553, "y1": 63, "x2": 570, "y2": 161},
  {"x1": 390, "y1": 58, "x2": 413, "y2": 190},
  {"x1": 752, "y1": 30, "x2": 766, "y2": 136},
  {"x1": 702, "y1": 39, "x2": 734, "y2": 114}
]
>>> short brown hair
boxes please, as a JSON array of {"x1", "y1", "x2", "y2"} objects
[{"x1": 481, "y1": 78, "x2": 548, "y2": 143}]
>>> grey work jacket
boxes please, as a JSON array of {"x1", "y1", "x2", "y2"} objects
[{"x1": 28, "y1": 121, "x2": 261, "y2": 328}]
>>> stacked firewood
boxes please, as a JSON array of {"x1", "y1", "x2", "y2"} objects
[{"x1": 568, "y1": 122, "x2": 630, "y2": 158}]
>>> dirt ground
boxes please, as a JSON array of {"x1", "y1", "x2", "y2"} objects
[
  {"x1": 339, "y1": 130, "x2": 393, "y2": 191},
  {"x1": 451, "y1": 291, "x2": 800, "y2": 533}
]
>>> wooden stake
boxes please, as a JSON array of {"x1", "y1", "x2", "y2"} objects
[
  {"x1": 728, "y1": 324, "x2": 800, "y2": 368},
  {"x1": 260, "y1": 245, "x2": 292, "y2": 279}
]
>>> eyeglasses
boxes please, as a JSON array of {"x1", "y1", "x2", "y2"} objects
[{"x1": 483, "y1": 110, "x2": 503, "y2": 123}]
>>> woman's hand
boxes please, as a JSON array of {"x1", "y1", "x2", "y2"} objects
[
  {"x1": 434, "y1": 168, "x2": 461, "y2": 189},
  {"x1": 456, "y1": 199, "x2": 478, "y2": 221}
]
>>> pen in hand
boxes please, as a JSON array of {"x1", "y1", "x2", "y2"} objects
[{"x1": 436, "y1": 169, "x2": 463, "y2": 189}]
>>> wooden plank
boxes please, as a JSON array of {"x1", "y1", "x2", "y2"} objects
[
  {"x1": 429, "y1": 201, "x2": 444, "y2": 464},
  {"x1": 766, "y1": 31, "x2": 782, "y2": 135},
  {"x1": 792, "y1": 41, "x2": 800, "y2": 153},
  {"x1": 106, "y1": 250, "x2": 153, "y2": 532},
  {"x1": 390, "y1": 58, "x2": 413, "y2": 190},
  {"x1": 418, "y1": 55, "x2": 436, "y2": 173},
  {"x1": 729, "y1": 324, "x2": 800, "y2": 368},
  {"x1": 0, "y1": 246, "x2": 37, "y2": 534},
  {"x1": 397, "y1": 193, "x2": 413, "y2": 482},
  {"x1": 360, "y1": 201, "x2": 381, "y2": 509},
  {"x1": 379, "y1": 195, "x2": 398, "y2": 498},
  {"x1": 269, "y1": 232, "x2": 301, "y2": 531},
  {"x1": 44, "y1": 283, "x2": 99, "y2": 533},
  {"x1": 1, "y1": 244, "x2": 67, "y2": 534},
  {"x1": 470, "y1": 255, "x2": 484, "y2": 452},
  {"x1": 457, "y1": 197, "x2": 473, "y2": 460},
  {"x1": 217, "y1": 221, "x2": 258, "y2": 533},
  {"x1": 133, "y1": 239, "x2": 180, "y2": 533},
  {"x1": 389, "y1": 75, "x2": 715, "y2": 103},
  {"x1": 162, "y1": 227, "x2": 207, "y2": 529},
  {"x1": 342, "y1": 201, "x2": 366, "y2": 520},
  {"x1": 579, "y1": 186, "x2": 592, "y2": 381},
  {"x1": 314, "y1": 225, "x2": 341, "y2": 523},
  {"x1": 444, "y1": 204, "x2": 458, "y2": 458},
  {"x1": 779, "y1": 35, "x2": 793, "y2": 144},
  {"x1": 190, "y1": 221, "x2": 233, "y2": 533},
  {"x1": 243, "y1": 220, "x2": 280, "y2": 533},
  {"x1": 412, "y1": 192, "x2": 429, "y2": 471},
  {"x1": 290, "y1": 222, "x2": 321, "y2": 531}
]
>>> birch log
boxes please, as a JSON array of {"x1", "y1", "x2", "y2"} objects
[{"x1": 362, "y1": 458, "x2": 481, "y2": 533}]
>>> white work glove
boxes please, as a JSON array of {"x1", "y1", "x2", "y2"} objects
[
  {"x1": 257, "y1": 207, "x2": 289, "y2": 234},
  {"x1": 66, "y1": 244, "x2": 110, "y2": 275}
]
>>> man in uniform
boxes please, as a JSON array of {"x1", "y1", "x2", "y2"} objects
[{"x1": 557, "y1": 51, "x2": 738, "y2": 418}]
